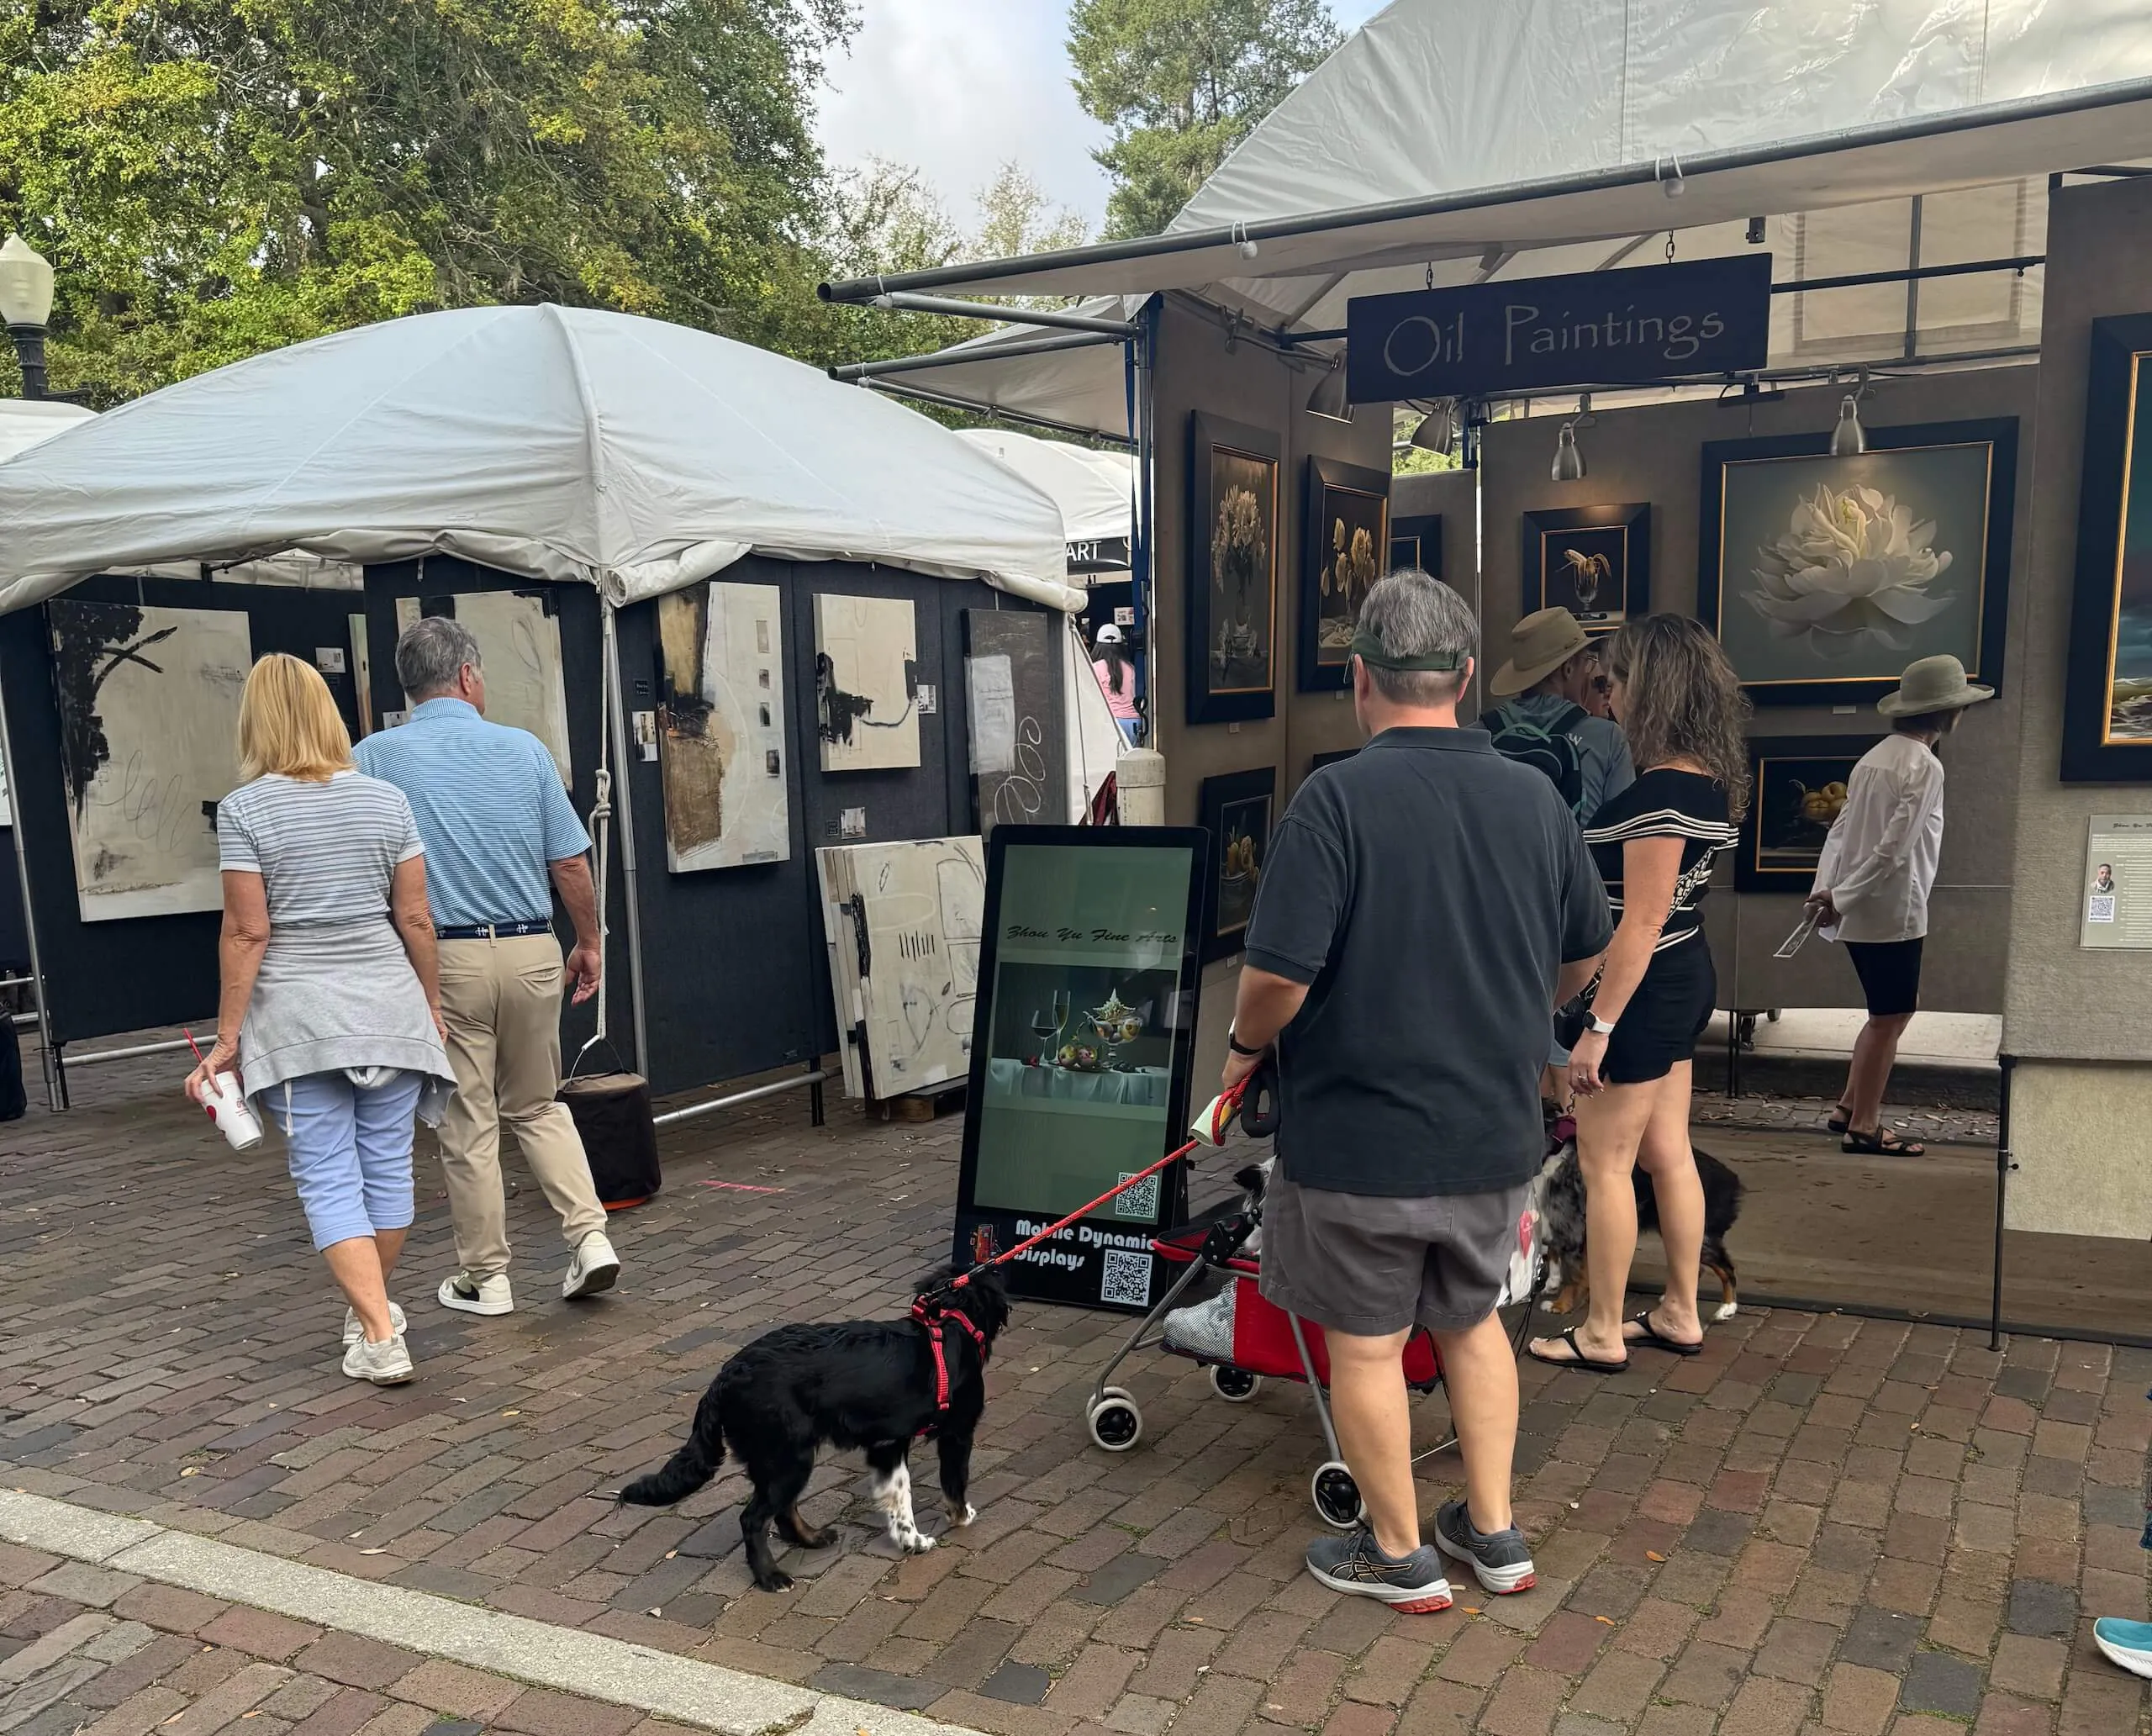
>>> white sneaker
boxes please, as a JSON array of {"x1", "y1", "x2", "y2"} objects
[
  {"x1": 438, "y1": 1272, "x2": 514, "y2": 1315},
  {"x1": 341, "y1": 1301, "x2": 408, "y2": 1346},
  {"x1": 562, "y1": 1230, "x2": 621, "y2": 1300},
  {"x1": 342, "y1": 1333, "x2": 414, "y2": 1385}
]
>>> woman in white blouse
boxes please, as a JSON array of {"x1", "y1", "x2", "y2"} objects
[{"x1": 1807, "y1": 655, "x2": 1992, "y2": 1156}]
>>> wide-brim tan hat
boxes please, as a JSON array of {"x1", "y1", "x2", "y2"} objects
[
  {"x1": 1875, "y1": 653, "x2": 1994, "y2": 717},
  {"x1": 1490, "y1": 607, "x2": 1591, "y2": 697}
]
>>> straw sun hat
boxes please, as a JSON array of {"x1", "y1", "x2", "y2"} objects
[
  {"x1": 1489, "y1": 607, "x2": 1592, "y2": 698},
  {"x1": 1875, "y1": 653, "x2": 1993, "y2": 717}
]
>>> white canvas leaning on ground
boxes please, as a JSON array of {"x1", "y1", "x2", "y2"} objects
[
  {"x1": 816, "y1": 836, "x2": 985, "y2": 1099},
  {"x1": 49, "y1": 600, "x2": 251, "y2": 922},
  {"x1": 394, "y1": 593, "x2": 573, "y2": 783},
  {"x1": 656, "y1": 580, "x2": 790, "y2": 871},
  {"x1": 814, "y1": 593, "x2": 921, "y2": 772}
]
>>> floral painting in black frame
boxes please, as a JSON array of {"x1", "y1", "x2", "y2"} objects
[
  {"x1": 1700, "y1": 419, "x2": 2017, "y2": 707},
  {"x1": 1299, "y1": 455, "x2": 1391, "y2": 693},
  {"x1": 1186, "y1": 412, "x2": 1279, "y2": 726},
  {"x1": 1197, "y1": 767, "x2": 1275, "y2": 961},
  {"x1": 1736, "y1": 734, "x2": 1880, "y2": 893},
  {"x1": 1523, "y1": 503, "x2": 1649, "y2": 634},
  {"x1": 2062, "y1": 314, "x2": 2152, "y2": 782}
]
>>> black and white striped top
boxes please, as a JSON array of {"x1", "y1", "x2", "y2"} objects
[{"x1": 1584, "y1": 768, "x2": 1739, "y2": 952}]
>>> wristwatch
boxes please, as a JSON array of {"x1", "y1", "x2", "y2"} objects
[
  {"x1": 1226, "y1": 1030, "x2": 1266, "y2": 1058},
  {"x1": 1586, "y1": 1015, "x2": 1617, "y2": 1037}
]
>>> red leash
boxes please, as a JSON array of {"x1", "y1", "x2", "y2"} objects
[{"x1": 910, "y1": 1075, "x2": 1258, "y2": 1417}]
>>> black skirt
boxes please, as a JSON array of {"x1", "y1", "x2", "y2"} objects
[{"x1": 1602, "y1": 936, "x2": 1717, "y2": 1085}]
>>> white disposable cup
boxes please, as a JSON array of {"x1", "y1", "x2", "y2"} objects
[{"x1": 197, "y1": 1070, "x2": 263, "y2": 1151}]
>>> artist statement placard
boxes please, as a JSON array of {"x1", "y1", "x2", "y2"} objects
[{"x1": 2081, "y1": 814, "x2": 2152, "y2": 949}]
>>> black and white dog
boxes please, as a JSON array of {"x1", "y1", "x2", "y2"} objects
[
  {"x1": 1534, "y1": 1135, "x2": 1745, "y2": 1323},
  {"x1": 618, "y1": 1266, "x2": 1011, "y2": 1591}
]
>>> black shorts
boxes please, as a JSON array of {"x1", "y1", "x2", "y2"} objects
[
  {"x1": 1846, "y1": 937, "x2": 1923, "y2": 1018},
  {"x1": 1602, "y1": 937, "x2": 1716, "y2": 1086}
]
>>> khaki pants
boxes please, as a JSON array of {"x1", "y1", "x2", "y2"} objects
[{"x1": 437, "y1": 932, "x2": 606, "y2": 1280}]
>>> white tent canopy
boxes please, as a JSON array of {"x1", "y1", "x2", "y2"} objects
[
  {"x1": 0, "y1": 304, "x2": 1080, "y2": 617},
  {"x1": 0, "y1": 398, "x2": 92, "y2": 463},
  {"x1": 830, "y1": 1, "x2": 2152, "y2": 432},
  {"x1": 955, "y1": 429, "x2": 1132, "y2": 547}
]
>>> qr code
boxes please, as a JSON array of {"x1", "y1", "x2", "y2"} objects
[
  {"x1": 2089, "y1": 894, "x2": 2118, "y2": 924},
  {"x1": 1113, "y1": 1170, "x2": 1161, "y2": 1221},
  {"x1": 1100, "y1": 1249, "x2": 1153, "y2": 1307}
]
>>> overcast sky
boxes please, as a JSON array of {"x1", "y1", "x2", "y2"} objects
[{"x1": 814, "y1": 1, "x2": 1393, "y2": 235}]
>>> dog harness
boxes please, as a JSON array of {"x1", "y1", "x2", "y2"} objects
[{"x1": 910, "y1": 1292, "x2": 991, "y2": 1425}]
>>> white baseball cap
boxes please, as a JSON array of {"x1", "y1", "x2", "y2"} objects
[{"x1": 1095, "y1": 624, "x2": 1124, "y2": 645}]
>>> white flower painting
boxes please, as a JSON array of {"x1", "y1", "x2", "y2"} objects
[
  {"x1": 1748, "y1": 483, "x2": 1954, "y2": 655},
  {"x1": 1710, "y1": 433, "x2": 2008, "y2": 696}
]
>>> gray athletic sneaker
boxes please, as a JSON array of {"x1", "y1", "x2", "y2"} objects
[
  {"x1": 1305, "y1": 1528, "x2": 1453, "y2": 1612},
  {"x1": 1432, "y1": 1499, "x2": 1537, "y2": 1594}
]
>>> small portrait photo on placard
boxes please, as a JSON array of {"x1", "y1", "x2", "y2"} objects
[{"x1": 1524, "y1": 504, "x2": 1649, "y2": 634}]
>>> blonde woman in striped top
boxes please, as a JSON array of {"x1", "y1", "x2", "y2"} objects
[
  {"x1": 1530, "y1": 616, "x2": 1746, "y2": 1375},
  {"x1": 183, "y1": 654, "x2": 454, "y2": 1385}
]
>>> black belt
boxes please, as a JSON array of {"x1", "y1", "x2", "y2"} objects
[{"x1": 436, "y1": 920, "x2": 552, "y2": 940}]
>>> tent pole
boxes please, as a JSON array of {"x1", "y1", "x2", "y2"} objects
[
  {"x1": 0, "y1": 673, "x2": 57, "y2": 1110},
  {"x1": 599, "y1": 598, "x2": 652, "y2": 1078},
  {"x1": 1137, "y1": 300, "x2": 1158, "y2": 744}
]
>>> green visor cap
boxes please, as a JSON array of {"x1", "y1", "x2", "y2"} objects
[{"x1": 1349, "y1": 629, "x2": 1465, "y2": 672}]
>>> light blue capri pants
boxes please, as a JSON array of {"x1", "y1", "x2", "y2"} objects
[{"x1": 270, "y1": 1070, "x2": 422, "y2": 1251}]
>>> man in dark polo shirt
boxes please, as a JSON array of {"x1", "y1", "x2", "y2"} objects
[{"x1": 1223, "y1": 569, "x2": 1610, "y2": 1612}]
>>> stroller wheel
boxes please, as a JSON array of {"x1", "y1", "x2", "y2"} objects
[
  {"x1": 1311, "y1": 1461, "x2": 1363, "y2": 1530},
  {"x1": 1209, "y1": 1365, "x2": 1261, "y2": 1402},
  {"x1": 1087, "y1": 1395, "x2": 1142, "y2": 1453}
]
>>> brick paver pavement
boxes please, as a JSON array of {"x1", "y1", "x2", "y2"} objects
[
  {"x1": 0, "y1": 1533, "x2": 700, "y2": 1736},
  {"x1": 3, "y1": 1056, "x2": 2148, "y2": 1733}
]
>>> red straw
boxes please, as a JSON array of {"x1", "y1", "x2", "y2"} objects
[{"x1": 182, "y1": 1027, "x2": 207, "y2": 1063}]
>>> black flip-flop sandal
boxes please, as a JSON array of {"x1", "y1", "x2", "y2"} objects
[
  {"x1": 1843, "y1": 1127, "x2": 1925, "y2": 1156},
  {"x1": 1826, "y1": 1104, "x2": 1851, "y2": 1136},
  {"x1": 1624, "y1": 1311, "x2": 1703, "y2": 1356},
  {"x1": 1527, "y1": 1327, "x2": 1628, "y2": 1375}
]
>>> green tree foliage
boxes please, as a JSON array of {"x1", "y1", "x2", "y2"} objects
[
  {"x1": 1067, "y1": 0, "x2": 1340, "y2": 240},
  {"x1": 0, "y1": 0, "x2": 852, "y2": 404}
]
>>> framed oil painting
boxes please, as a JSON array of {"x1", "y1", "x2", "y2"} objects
[
  {"x1": 1736, "y1": 734, "x2": 1879, "y2": 892},
  {"x1": 1300, "y1": 456, "x2": 1391, "y2": 693},
  {"x1": 1198, "y1": 767, "x2": 1275, "y2": 960},
  {"x1": 2062, "y1": 314, "x2": 2152, "y2": 782},
  {"x1": 1390, "y1": 512, "x2": 1443, "y2": 580},
  {"x1": 1187, "y1": 412, "x2": 1279, "y2": 725},
  {"x1": 1700, "y1": 419, "x2": 2017, "y2": 707},
  {"x1": 1524, "y1": 503, "x2": 1650, "y2": 633}
]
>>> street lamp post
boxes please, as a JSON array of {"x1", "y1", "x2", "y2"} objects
[{"x1": 0, "y1": 234, "x2": 56, "y2": 401}]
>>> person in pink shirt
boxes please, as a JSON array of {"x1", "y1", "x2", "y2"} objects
[{"x1": 1091, "y1": 624, "x2": 1142, "y2": 744}]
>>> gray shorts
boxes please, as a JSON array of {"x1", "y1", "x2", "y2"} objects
[{"x1": 1258, "y1": 1173, "x2": 1530, "y2": 1337}]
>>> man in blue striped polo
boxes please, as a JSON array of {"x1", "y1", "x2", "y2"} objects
[{"x1": 356, "y1": 614, "x2": 622, "y2": 1315}]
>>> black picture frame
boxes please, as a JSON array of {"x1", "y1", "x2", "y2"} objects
[
  {"x1": 949, "y1": 824, "x2": 1210, "y2": 1312},
  {"x1": 1522, "y1": 503, "x2": 1650, "y2": 634},
  {"x1": 1311, "y1": 747, "x2": 1359, "y2": 773},
  {"x1": 2061, "y1": 314, "x2": 2152, "y2": 782},
  {"x1": 1700, "y1": 419, "x2": 2018, "y2": 707},
  {"x1": 1389, "y1": 512, "x2": 1443, "y2": 580},
  {"x1": 1737, "y1": 733, "x2": 1881, "y2": 892},
  {"x1": 1299, "y1": 456, "x2": 1392, "y2": 693},
  {"x1": 1197, "y1": 767, "x2": 1277, "y2": 961},
  {"x1": 1187, "y1": 412, "x2": 1280, "y2": 725}
]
